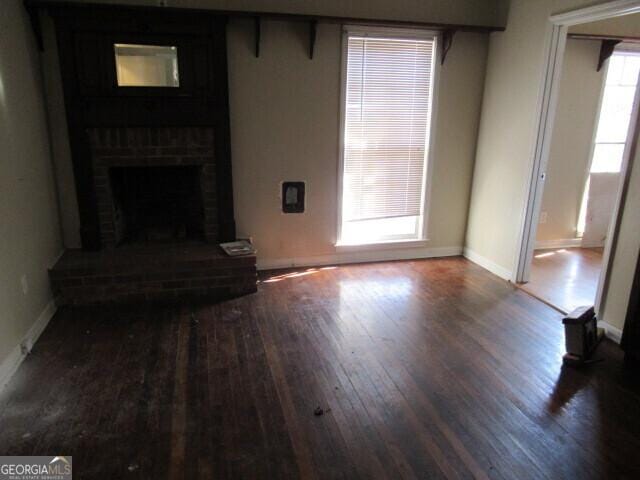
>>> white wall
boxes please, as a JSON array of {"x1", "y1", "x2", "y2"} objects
[
  {"x1": 464, "y1": 0, "x2": 552, "y2": 278},
  {"x1": 228, "y1": 20, "x2": 489, "y2": 267},
  {"x1": 464, "y1": 0, "x2": 640, "y2": 336},
  {"x1": 464, "y1": 0, "x2": 620, "y2": 279},
  {"x1": 0, "y1": 0, "x2": 62, "y2": 377},
  {"x1": 582, "y1": 172, "x2": 619, "y2": 247},
  {"x1": 537, "y1": 39, "x2": 604, "y2": 244},
  {"x1": 570, "y1": 11, "x2": 640, "y2": 36}
]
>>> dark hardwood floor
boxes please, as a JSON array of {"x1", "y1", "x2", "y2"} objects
[
  {"x1": 520, "y1": 247, "x2": 604, "y2": 314},
  {"x1": 1, "y1": 257, "x2": 639, "y2": 479}
]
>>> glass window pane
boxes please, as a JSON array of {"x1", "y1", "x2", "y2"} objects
[
  {"x1": 339, "y1": 32, "x2": 435, "y2": 245},
  {"x1": 114, "y1": 44, "x2": 179, "y2": 87},
  {"x1": 599, "y1": 85, "x2": 636, "y2": 117},
  {"x1": 591, "y1": 143, "x2": 624, "y2": 173},
  {"x1": 595, "y1": 112, "x2": 631, "y2": 143},
  {"x1": 606, "y1": 56, "x2": 625, "y2": 85},
  {"x1": 620, "y1": 55, "x2": 640, "y2": 86},
  {"x1": 341, "y1": 216, "x2": 419, "y2": 244}
]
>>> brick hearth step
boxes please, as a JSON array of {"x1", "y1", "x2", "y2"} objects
[{"x1": 49, "y1": 244, "x2": 257, "y2": 306}]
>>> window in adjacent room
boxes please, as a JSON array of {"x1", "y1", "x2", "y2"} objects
[
  {"x1": 577, "y1": 48, "x2": 640, "y2": 236},
  {"x1": 337, "y1": 28, "x2": 437, "y2": 246}
]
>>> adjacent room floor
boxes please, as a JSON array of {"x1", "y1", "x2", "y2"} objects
[
  {"x1": 520, "y1": 247, "x2": 604, "y2": 313},
  {"x1": 1, "y1": 257, "x2": 639, "y2": 479}
]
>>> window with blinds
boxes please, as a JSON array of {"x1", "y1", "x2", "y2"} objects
[{"x1": 338, "y1": 29, "x2": 437, "y2": 245}]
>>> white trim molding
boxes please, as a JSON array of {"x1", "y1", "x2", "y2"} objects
[
  {"x1": 515, "y1": 23, "x2": 568, "y2": 284},
  {"x1": 335, "y1": 239, "x2": 430, "y2": 252},
  {"x1": 535, "y1": 238, "x2": 583, "y2": 250},
  {"x1": 257, "y1": 246, "x2": 462, "y2": 271},
  {"x1": 599, "y1": 320, "x2": 623, "y2": 344},
  {"x1": 0, "y1": 300, "x2": 57, "y2": 391},
  {"x1": 551, "y1": 0, "x2": 640, "y2": 26},
  {"x1": 580, "y1": 240, "x2": 606, "y2": 249},
  {"x1": 335, "y1": 26, "x2": 441, "y2": 247},
  {"x1": 463, "y1": 248, "x2": 512, "y2": 281}
]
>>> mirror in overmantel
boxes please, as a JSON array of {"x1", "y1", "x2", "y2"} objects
[{"x1": 114, "y1": 44, "x2": 180, "y2": 87}]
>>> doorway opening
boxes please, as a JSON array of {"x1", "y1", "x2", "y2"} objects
[{"x1": 517, "y1": 8, "x2": 640, "y2": 316}]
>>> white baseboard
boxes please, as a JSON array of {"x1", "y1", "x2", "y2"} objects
[
  {"x1": 0, "y1": 299, "x2": 57, "y2": 391},
  {"x1": 257, "y1": 246, "x2": 463, "y2": 271},
  {"x1": 580, "y1": 240, "x2": 605, "y2": 249},
  {"x1": 462, "y1": 248, "x2": 512, "y2": 281},
  {"x1": 598, "y1": 321, "x2": 623, "y2": 344},
  {"x1": 535, "y1": 238, "x2": 583, "y2": 250}
]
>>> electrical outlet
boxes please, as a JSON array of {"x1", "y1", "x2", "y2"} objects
[
  {"x1": 21, "y1": 274, "x2": 29, "y2": 295},
  {"x1": 539, "y1": 211, "x2": 548, "y2": 224}
]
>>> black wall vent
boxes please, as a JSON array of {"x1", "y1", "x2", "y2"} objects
[{"x1": 282, "y1": 182, "x2": 305, "y2": 213}]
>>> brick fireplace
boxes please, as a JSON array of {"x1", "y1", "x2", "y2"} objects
[
  {"x1": 89, "y1": 127, "x2": 218, "y2": 248},
  {"x1": 49, "y1": 125, "x2": 259, "y2": 305},
  {"x1": 43, "y1": 5, "x2": 257, "y2": 305}
]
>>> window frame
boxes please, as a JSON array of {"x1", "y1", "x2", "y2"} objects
[
  {"x1": 590, "y1": 49, "x2": 640, "y2": 173},
  {"x1": 335, "y1": 26, "x2": 440, "y2": 249},
  {"x1": 577, "y1": 46, "x2": 640, "y2": 237}
]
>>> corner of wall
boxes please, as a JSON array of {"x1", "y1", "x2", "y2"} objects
[
  {"x1": 0, "y1": 300, "x2": 57, "y2": 391},
  {"x1": 463, "y1": 247, "x2": 513, "y2": 281}
]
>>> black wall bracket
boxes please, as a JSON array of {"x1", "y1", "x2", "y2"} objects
[
  {"x1": 597, "y1": 39, "x2": 621, "y2": 72},
  {"x1": 441, "y1": 29, "x2": 456, "y2": 65},
  {"x1": 252, "y1": 17, "x2": 317, "y2": 59},
  {"x1": 254, "y1": 16, "x2": 261, "y2": 57},
  {"x1": 309, "y1": 20, "x2": 318, "y2": 59}
]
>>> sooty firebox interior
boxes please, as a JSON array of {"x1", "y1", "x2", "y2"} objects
[{"x1": 109, "y1": 166, "x2": 204, "y2": 245}]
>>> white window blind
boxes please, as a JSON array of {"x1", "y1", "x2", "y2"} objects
[{"x1": 341, "y1": 32, "x2": 435, "y2": 232}]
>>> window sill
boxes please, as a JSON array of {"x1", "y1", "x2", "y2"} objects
[{"x1": 335, "y1": 239, "x2": 429, "y2": 252}]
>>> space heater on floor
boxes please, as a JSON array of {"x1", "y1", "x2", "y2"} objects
[{"x1": 562, "y1": 306, "x2": 605, "y2": 365}]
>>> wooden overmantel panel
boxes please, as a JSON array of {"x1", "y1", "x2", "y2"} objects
[{"x1": 30, "y1": 3, "x2": 236, "y2": 249}]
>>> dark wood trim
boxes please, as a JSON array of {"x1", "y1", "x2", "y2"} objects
[
  {"x1": 53, "y1": 14, "x2": 102, "y2": 249},
  {"x1": 309, "y1": 20, "x2": 318, "y2": 60},
  {"x1": 254, "y1": 16, "x2": 261, "y2": 58},
  {"x1": 210, "y1": 17, "x2": 236, "y2": 242},
  {"x1": 441, "y1": 29, "x2": 456, "y2": 65},
  {"x1": 621, "y1": 248, "x2": 640, "y2": 359},
  {"x1": 24, "y1": 0, "x2": 505, "y2": 34},
  {"x1": 24, "y1": 4, "x2": 44, "y2": 51}
]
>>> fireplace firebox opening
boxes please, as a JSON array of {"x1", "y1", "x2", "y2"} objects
[{"x1": 109, "y1": 166, "x2": 205, "y2": 245}]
